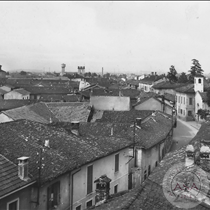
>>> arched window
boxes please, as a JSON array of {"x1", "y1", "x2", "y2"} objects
[{"x1": 198, "y1": 78, "x2": 201, "y2": 84}]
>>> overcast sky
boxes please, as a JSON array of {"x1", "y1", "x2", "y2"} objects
[{"x1": 1, "y1": 1, "x2": 210, "y2": 74}]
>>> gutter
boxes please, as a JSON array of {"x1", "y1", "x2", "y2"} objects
[{"x1": 0, "y1": 181, "x2": 36, "y2": 200}]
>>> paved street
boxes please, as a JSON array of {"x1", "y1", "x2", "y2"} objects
[{"x1": 170, "y1": 119, "x2": 201, "y2": 152}]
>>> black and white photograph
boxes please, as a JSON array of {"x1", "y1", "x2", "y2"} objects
[{"x1": 1, "y1": 1, "x2": 210, "y2": 210}]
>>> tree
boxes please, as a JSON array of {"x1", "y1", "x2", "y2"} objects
[
  {"x1": 178, "y1": 72, "x2": 188, "y2": 83},
  {"x1": 167, "y1": 65, "x2": 178, "y2": 83},
  {"x1": 20, "y1": 71, "x2": 27, "y2": 75},
  {"x1": 188, "y1": 59, "x2": 204, "y2": 83}
]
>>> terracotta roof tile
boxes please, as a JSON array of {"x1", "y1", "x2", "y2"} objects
[
  {"x1": 0, "y1": 120, "x2": 133, "y2": 185},
  {"x1": 46, "y1": 102, "x2": 91, "y2": 122}
]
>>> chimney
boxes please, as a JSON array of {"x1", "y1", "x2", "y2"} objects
[
  {"x1": 185, "y1": 145, "x2": 195, "y2": 167},
  {"x1": 71, "y1": 121, "x2": 80, "y2": 136},
  {"x1": 155, "y1": 72, "x2": 157, "y2": 75},
  {"x1": 17, "y1": 157, "x2": 30, "y2": 181},
  {"x1": 0, "y1": 65, "x2": 2, "y2": 70},
  {"x1": 102, "y1": 67, "x2": 104, "y2": 77},
  {"x1": 136, "y1": 118, "x2": 142, "y2": 127},
  {"x1": 200, "y1": 145, "x2": 210, "y2": 168},
  {"x1": 151, "y1": 72, "x2": 154, "y2": 76}
]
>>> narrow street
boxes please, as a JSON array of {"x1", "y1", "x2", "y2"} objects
[{"x1": 170, "y1": 119, "x2": 201, "y2": 152}]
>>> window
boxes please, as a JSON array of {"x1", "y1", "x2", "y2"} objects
[
  {"x1": 86, "y1": 200, "x2": 93, "y2": 208},
  {"x1": 7, "y1": 198, "x2": 19, "y2": 210},
  {"x1": 183, "y1": 110, "x2": 185, "y2": 116},
  {"x1": 188, "y1": 111, "x2": 192, "y2": 116},
  {"x1": 183, "y1": 97, "x2": 185, "y2": 104},
  {"x1": 87, "y1": 165, "x2": 93, "y2": 194},
  {"x1": 115, "y1": 154, "x2": 119, "y2": 172},
  {"x1": 181, "y1": 109, "x2": 182, "y2": 114},
  {"x1": 155, "y1": 161, "x2": 158, "y2": 167},
  {"x1": 47, "y1": 181, "x2": 60, "y2": 210},
  {"x1": 181, "y1": 97, "x2": 182, "y2": 104},
  {"x1": 144, "y1": 170, "x2": 147, "y2": 180},
  {"x1": 178, "y1": 96, "x2": 180, "y2": 103},
  {"x1": 189, "y1": 98, "x2": 193, "y2": 105},
  {"x1": 148, "y1": 165, "x2": 151, "y2": 176},
  {"x1": 76, "y1": 205, "x2": 81, "y2": 210},
  {"x1": 114, "y1": 185, "x2": 118, "y2": 194},
  {"x1": 198, "y1": 78, "x2": 201, "y2": 83}
]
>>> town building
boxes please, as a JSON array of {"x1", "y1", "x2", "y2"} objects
[
  {"x1": 0, "y1": 119, "x2": 133, "y2": 210},
  {"x1": 4, "y1": 88, "x2": 30, "y2": 100}
]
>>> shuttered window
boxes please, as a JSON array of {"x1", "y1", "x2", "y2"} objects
[
  {"x1": 87, "y1": 165, "x2": 93, "y2": 194},
  {"x1": 115, "y1": 154, "x2": 119, "y2": 172}
]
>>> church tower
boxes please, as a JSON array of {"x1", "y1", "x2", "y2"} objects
[{"x1": 194, "y1": 76, "x2": 204, "y2": 93}]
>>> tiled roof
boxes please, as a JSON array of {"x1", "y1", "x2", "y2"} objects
[
  {"x1": 81, "y1": 111, "x2": 173, "y2": 149},
  {"x1": 163, "y1": 92, "x2": 175, "y2": 102},
  {"x1": 96, "y1": 110, "x2": 153, "y2": 123},
  {"x1": 152, "y1": 81, "x2": 186, "y2": 90},
  {"x1": 13, "y1": 88, "x2": 30, "y2": 95},
  {"x1": 0, "y1": 100, "x2": 35, "y2": 111},
  {"x1": 81, "y1": 88, "x2": 140, "y2": 99},
  {"x1": 0, "y1": 89, "x2": 8, "y2": 95},
  {"x1": 140, "y1": 75, "x2": 165, "y2": 85},
  {"x1": 24, "y1": 86, "x2": 72, "y2": 95},
  {"x1": 46, "y1": 102, "x2": 91, "y2": 122},
  {"x1": 175, "y1": 84, "x2": 195, "y2": 93},
  {"x1": 0, "y1": 120, "x2": 133, "y2": 184},
  {"x1": 133, "y1": 92, "x2": 158, "y2": 107},
  {"x1": 38, "y1": 94, "x2": 80, "y2": 102},
  {"x1": 0, "y1": 154, "x2": 34, "y2": 198},
  {"x1": 95, "y1": 122, "x2": 210, "y2": 210},
  {"x1": 2, "y1": 102, "x2": 58, "y2": 124},
  {"x1": 199, "y1": 92, "x2": 208, "y2": 102}
]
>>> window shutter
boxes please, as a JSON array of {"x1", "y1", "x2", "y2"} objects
[
  {"x1": 87, "y1": 165, "x2": 93, "y2": 194},
  {"x1": 115, "y1": 154, "x2": 119, "y2": 172}
]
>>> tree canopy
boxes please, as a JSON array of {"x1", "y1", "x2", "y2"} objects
[
  {"x1": 178, "y1": 72, "x2": 188, "y2": 83},
  {"x1": 167, "y1": 65, "x2": 178, "y2": 83},
  {"x1": 188, "y1": 59, "x2": 204, "y2": 83}
]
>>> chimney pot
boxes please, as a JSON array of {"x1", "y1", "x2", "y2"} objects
[
  {"x1": 0, "y1": 65, "x2": 2, "y2": 70},
  {"x1": 17, "y1": 157, "x2": 30, "y2": 181},
  {"x1": 71, "y1": 121, "x2": 80, "y2": 136},
  {"x1": 136, "y1": 118, "x2": 142, "y2": 127}
]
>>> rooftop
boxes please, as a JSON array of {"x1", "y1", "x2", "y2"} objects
[
  {"x1": 0, "y1": 154, "x2": 34, "y2": 198},
  {"x1": 0, "y1": 120, "x2": 133, "y2": 185},
  {"x1": 94, "y1": 121, "x2": 210, "y2": 210},
  {"x1": 13, "y1": 88, "x2": 31, "y2": 95},
  {"x1": 46, "y1": 102, "x2": 91, "y2": 122},
  {"x1": 152, "y1": 81, "x2": 186, "y2": 90},
  {"x1": 95, "y1": 110, "x2": 153, "y2": 123},
  {"x1": 81, "y1": 111, "x2": 173, "y2": 149},
  {"x1": 175, "y1": 83, "x2": 195, "y2": 94}
]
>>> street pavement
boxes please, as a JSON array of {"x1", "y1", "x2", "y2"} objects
[{"x1": 170, "y1": 119, "x2": 201, "y2": 152}]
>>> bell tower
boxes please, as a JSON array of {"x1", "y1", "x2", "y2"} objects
[{"x1": 194, "y1": 76, "x2": 204, "y2": 93}]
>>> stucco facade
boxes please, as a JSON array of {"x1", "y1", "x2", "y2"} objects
[
  {"x1": 0, "y1": 184, "x2": 35, "y2": 210},
  {"x1": 90, "y1": 96, "x2": 130, "y2": 111},
  {"x1": 135, "y1": 129, "x2": 173, "y2": 184},
  {"x1": 176, "y1": 92, "x2": 195, "y2": 121},
  {"x1": 4, "y1": 91, "x2": 30, "y2": 100},
  {"x1": 72, "y1": 148, "x2": 130, "y2": 210}
]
